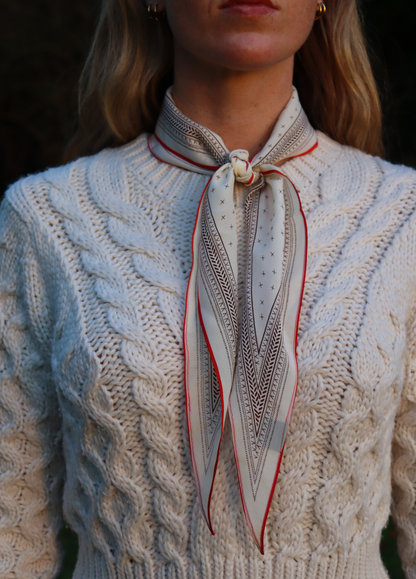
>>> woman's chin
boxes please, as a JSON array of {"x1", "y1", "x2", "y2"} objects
[{"x1": 206, "y1": 41, "x2": 290, "y2": 72}]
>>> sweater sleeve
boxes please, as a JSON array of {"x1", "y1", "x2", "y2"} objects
[
  {"x1": 0, "y1": 197, "x2": 64, "y2": 579},
  {"x1": 392, "y1": 303, "x2": 416, "y2": 579}
]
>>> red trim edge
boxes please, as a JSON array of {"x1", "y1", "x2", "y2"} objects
[
  {"x1": 289, "y1": 140, "x2": 318, "y2": 159},
  {"x1": 153, "y1": 133, "x2": 219, "y2": 171}
]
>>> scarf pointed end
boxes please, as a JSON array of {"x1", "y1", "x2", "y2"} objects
[
  {"x1": 200, "y1": 504, "x2": 216, "y2": 536},
  {"x1": 205, "y1": 514, "x2": 216, "y2": 537},
  {"x1": 246, "y1": 523, "x2": 265, "y2": 556},
  {"x1": 255, "y1": 525, "x2": 266, "y2": 555}
]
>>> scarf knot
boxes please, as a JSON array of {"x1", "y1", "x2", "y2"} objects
[{"x1": 229, "y1": 149, "x2": 257, "y2": 185}]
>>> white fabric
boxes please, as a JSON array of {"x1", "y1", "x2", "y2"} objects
[
  {"x1": 149, "y1": 87, "x2": 317, "y2": 551},
  {"x1": 2, "y1": 132, "x2": 416, "y2": 578}
]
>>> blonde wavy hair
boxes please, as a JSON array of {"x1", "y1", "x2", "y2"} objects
[{"x1": 66, "y1": 0, "x2": 384, "y2": 161}]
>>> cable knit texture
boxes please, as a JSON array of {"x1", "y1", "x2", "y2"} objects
[{"x1": 1, "y1": 131, "x2": 416, "y2": 579}]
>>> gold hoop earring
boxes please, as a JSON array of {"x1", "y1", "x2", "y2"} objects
[
  {"x1": 148, "y1": 3, "x2": 165, "y2": 21},
  {"x1": 315, "y1": 2, "x2": 326, "y2": 20}
]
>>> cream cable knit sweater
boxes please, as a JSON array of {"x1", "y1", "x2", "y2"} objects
[{"x1": 1, "y1": 131, "x2": 416, "y2": 579}]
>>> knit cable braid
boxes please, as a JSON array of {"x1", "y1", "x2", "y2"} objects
[{"x1": 1, "y1": 131, "x2": 416, "y2": 579}]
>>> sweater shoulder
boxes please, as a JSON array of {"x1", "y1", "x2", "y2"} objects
[
  {"x1": 3, "y1": 133, "x2": 152, "y2": 226},
  {"x1": 316, "y1": 131, "x2": 416, "y2": 194},
  {"x1": 314, "y1": 133, "x2": 416, "y2": 293}
]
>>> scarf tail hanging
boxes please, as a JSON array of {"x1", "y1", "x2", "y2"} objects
[
  {"x1": 228, "y1": 170, "x2": 308, "y2": 553},
  {"x1": 183, "y1": 178, "x2": 221, "y2": 532},
  {"x1": 149, "y1": 86, "x2": 316, "y2": 553}
]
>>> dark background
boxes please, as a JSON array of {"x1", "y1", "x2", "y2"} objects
[{"x1": 1, "y1": 1, "x2": 415, "y2": 578}]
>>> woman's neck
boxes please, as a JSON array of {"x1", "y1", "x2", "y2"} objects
[{"x1": 172, "y1": 45, "x2": 295, "y2": 158}]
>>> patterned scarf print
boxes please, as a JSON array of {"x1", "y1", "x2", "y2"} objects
[{"x1": 148, "y1": 87, "x2": 317, "y2": 553}]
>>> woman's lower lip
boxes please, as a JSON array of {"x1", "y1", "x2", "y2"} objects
[{"x1": 221, "y1": 4, "x2": 277, "y2": 16}]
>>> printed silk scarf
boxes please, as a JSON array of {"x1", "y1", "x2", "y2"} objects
[{"x1": 148, "y1": 87, "x2": 317, "y2": 554}]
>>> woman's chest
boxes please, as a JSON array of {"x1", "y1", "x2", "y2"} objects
[{"x1": 49, "y1": 170, "x2": 410, "y2": 474}]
